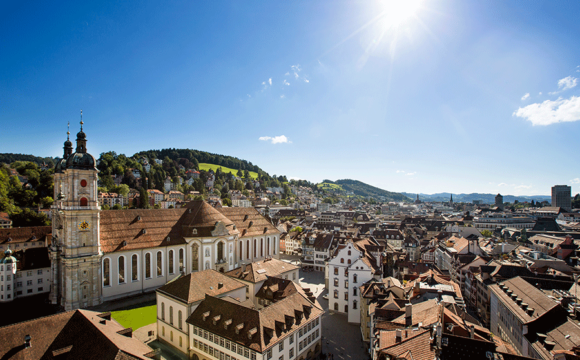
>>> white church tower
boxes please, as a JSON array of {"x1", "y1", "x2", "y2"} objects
[{"x1": 50, "y1": 114, "x2": 103, "y2": 310}]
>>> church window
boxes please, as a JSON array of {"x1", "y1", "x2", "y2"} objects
[
  {"x1": 178, "y1": 310, "x2": 183, "y2": 330},
  {"x1": 103, "y1": 258, "x2": 110, "y2": 286},
  {"x1": 353, "y1": 274, "x2": 357, "y2": 283},
  {"x1": 170, "y1": 306, "x2": 174, "y2": 325},
  {"x1": 254, "y1": 239, "x2": 257, "y2": 258},
  {"x1": 132, "y1": 254, "x2": 138, "y2": 281},
  {"x1": 267, "y1": 238, "x2": 270, "y2": 255},
  {"x1": 239, "y1": 242, "x2": 243, "y2": 261},
  {"x1": 247, "y1": 240, "x2": 250, "y2": 259},
  {"x1": 157, "y1": 251, "x2": 163, "y2": 276},
  {"x1": 179, "y1": 248, "x2": 184, "y2": 272},
  {"x1": 340, "y1": 258, "x2": 344, "y2": 264},
  {"x1": 80, "y1": 179, "x2": 87, "y2": 187},
  {"x1": 80, "y1": 197, "x2": 88, "y2": 206},
  {"x1": 261, "y1": 238, "x2": 264, "y2": 257},
  {"x1": 273, "y1": 237, "x2": 277, "y2": 255},
  {"x1": 217, "y1": 242, "x2": 224, "y2": 261},
  {"x1": 145, "y1": 253, "x2": 151, "y2": 278},
  {"x1": 118, "y1": 256, "x2": 125, "y2": 284},
  {"x1": 161, "y1": 302, "x2": 165, "y2": 320},
  {"x1": 169, "y1": 250, "x2": 174, "y2": 274},
  {"x1": 192, "y1": 243, "x2": 199, "y2": 271},
  {"x1": 348, "y1": 259, "x2": 351, "y2": 265}
]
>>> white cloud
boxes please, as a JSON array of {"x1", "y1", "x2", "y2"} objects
[
  {"x1": 539, "y1": 92, "x2": 542, "y2": 95},
  {"x1": 280, "y1": 95, "x2": 285, "y2": 99},
  {"x1": 558, "y1": 76, "x2": 577, "y2": 91},
  {"x1": 406, "y1": 172, "x2": 416, "y2": 176},
  {"x1": 268, "y1": 78, "x2": 272, "y2": 86},
  {"x1": 291, "y1": 64, "x2": 301, "y2": 72},
  {"x1": 498, "y1": 183, "x2": 507, "y2": 187},
  {"x1": 396, "y1": 170, "x2": 405, "y2": 173},
  {"x1": 283, "y1": 80, "x2": 290, "y2": 86},
  {"x1": 259, "y1": 135, "x2": 292, "y2": 144},
  {"x1": 571, "y1": 178, "x2": 580, "y2": 184},
  {"x1": 521, "y1": 93, "x2": 530, "y2": 101},
  {"x1": 285, "y1": 72, "x2": 290, "y2": 76},
  {"x1": 304, "y1": 79, "x2": 310, "y2": 83},
  {"x1": 513, "y1": 96, "x2": 580, "y2": 125}
]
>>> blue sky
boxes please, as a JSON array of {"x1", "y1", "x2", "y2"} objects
[{"x1": 2, "y1": 1, "x2": 580, "y2": 196}]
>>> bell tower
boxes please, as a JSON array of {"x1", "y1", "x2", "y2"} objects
[{"x1": 50, "y1": 112, "x2": 103, "y2": 310}]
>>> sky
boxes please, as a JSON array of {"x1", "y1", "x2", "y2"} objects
[{"x1": 1, "y1": 1, "x2": 580, "y2": 196}]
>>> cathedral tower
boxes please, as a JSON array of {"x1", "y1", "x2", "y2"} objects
[{"x1": 50, "y1": 114, "x2": 102, "y2": 310}]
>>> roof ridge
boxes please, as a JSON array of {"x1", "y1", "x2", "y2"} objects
[{"x1": 0, "y1": 309, "x2": 75, "y2": 330}]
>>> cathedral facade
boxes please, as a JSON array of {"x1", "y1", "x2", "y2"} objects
[{"x1": 50, "y1": 121, "x2": 281, "y2": 310}]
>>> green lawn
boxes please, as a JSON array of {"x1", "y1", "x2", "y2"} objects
[
  {"x1": 199, "y1": 163, "x2": 259, "y2": 179},
  {"x1": 316, "y1": 182, "x2": 343, "y2": 191},
  {"x1": 111, "y1": 304, "x2": 157, "y2": 330}
]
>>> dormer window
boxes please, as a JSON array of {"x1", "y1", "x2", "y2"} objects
[
  {"x1": 249, "y1": 221, "x2": 253, "y2": 228},
  {"x1": 224, "y1": 319, "x2": 232, "y2": 329},
  {"x1": 213, "y1": 315, "x2": 221, "y2": 325},
  {"x1": 235, "y1": 323, "x2": 244, "y2": 334},
  {"x1": 192, "y1": 229, "x2": 198, "y2": 235},
  {"x1": 142, "y1": 229, "x2": 147, "y2": 235},
  {"x1": 202, "y1": 311, "x2": 210, "y2": 321}
]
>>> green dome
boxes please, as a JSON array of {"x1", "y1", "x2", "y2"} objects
[
  {"x1": 1, "y1": 249, "x2": 16, "y2": 264},
  {"x1": 66, "y1": 152, "x2": 96, "y2": 170}
]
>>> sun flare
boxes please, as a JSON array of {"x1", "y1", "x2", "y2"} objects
[{"x1": 379, "y1": 0, "x2": 422, "y2": 27}]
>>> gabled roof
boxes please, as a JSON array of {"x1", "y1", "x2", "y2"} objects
[
  {"x1": 225, "y1": 258, "x2": 298, "y2": 284},
  {"x1": 0, "y1": 309, "x2": 154, "y2": 360},
  {"x1": 379, "y1": 329, "x2": 435, "y2": 360},
  {"x1": 157, "y1": 269, "x2": 246, "y2": 304},
  {"x1": 218, "y1": 207, "x2": 279, "y2": 238},
  {"x1": 0, "y1": 226, "x2": 51, "y2": 245}
]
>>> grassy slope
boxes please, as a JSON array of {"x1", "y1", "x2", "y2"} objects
[
  {"x1": 198, "y1": 163, "x2": 259, "y2": 179},
  {"x1": 111, "y1": 304, "x2": 157, "y2": 330},
  {"x1": 316, "y1": 182, "x2": 344, "y2": 191}
]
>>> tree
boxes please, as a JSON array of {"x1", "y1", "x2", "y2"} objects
[
  {"x1": 480, "y1": 230, "x2": 492, "y2": 238},
  {"x1": 222, "y1": 198, "x2": 232, "y2": 206},
  {"x1": 102, "y1": 204, "x2": 110, "y2": 210},
  {"x1": 99, "y1": 174, "x2": 115, "y2": 191},
  {"x1": 139, "y1": 188, "x2": 149, "y2": 209},
  {"x1": 113, "y1": 204, "x2": 122, "y2": 210},
  {"x1": 41, "y1": 196, "x2": 53, "y2": 208},
  {"x1": 111, "y1": 184, "x2": 130, "y2": 197},
  {"x1": 11, "y1": 208, "x2": 50, "y2": 227}
]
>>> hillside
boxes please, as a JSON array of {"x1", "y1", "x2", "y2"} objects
[
  {"x1": 0, "y1": 153, "x2": 55, "y2": 167},
  {"x1": 318, "y1": 179, "x2": 410, "y2": 202},
  {"x1": 198, "y1": 163, "x2": 258, "y2": 179},
  {"x1": 402, "y1": 192, "x2": 552, "y2": 204}
]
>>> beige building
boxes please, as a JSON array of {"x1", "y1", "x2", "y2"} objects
[{"x1": 156, "y1": 269, "x2": 247, "y2": 355}]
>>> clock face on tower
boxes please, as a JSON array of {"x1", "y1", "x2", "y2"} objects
[{"x1": 78, "y1": 220, "x2": 90, "y2": 231}]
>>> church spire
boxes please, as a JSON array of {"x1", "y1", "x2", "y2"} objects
[
  {"x1": 63, "y1": 121, "x2": 73, "y2": 158},
  {"x1": 76, "y1": 110, "x2": 87, "y2": 153}
]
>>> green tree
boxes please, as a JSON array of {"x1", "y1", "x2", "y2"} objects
[
  {"x1": 111, "y1": 184, "x2": 130, "y2": 197},
  {"x1": 102, "y1": 204, "x2": 111, "y2": 210},
  {"x1": 41, "y1": 196, "x2": 53, "y2": 208},
  {"x1": 222, "y1": 198, "x2": 232, "y2": 206},
  {"x1": 480, "y1": 230, "x2": 492, "y2": 238},
  {"x1": 11, "y1": 208, "x2": 50, "y2": 227},
  {"x1": 139, "y1": 188, "x2": 149, "y2": 209}
]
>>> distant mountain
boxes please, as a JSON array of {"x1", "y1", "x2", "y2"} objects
[
  {"x1": 319, "y1": 179, "x2": 411, "y2": 202},
  {"x1": 402, "y1": 192, "x2": 551, "y2": 204}
]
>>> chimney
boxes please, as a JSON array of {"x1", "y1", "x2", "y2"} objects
[
  {"x1": 395, "y1": 329, "x2": 402, "y2": 343},
  {"x1": 537, "y1": 333, "x2": 547, "y2": 344},
  {"x1": 469, "y1": 325, "x2": 475, "y2": 339},
  {"x1": 218, "y1": 282, "x2": 223, "y2": 289},
  {"x1": 405, "y1": 304, "x2": 413, "y2": 327},
  {"x1": 24, "y1": 335, "x2": 31, "y2": 348}
]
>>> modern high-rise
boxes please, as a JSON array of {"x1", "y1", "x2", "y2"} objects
[{"x1": 551, "y1": 185, "x2": 571, "y2": 211}]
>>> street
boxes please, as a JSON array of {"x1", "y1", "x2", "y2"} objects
[{"x1": 298, "y1": 269, "x2": 368, "y2": 360}]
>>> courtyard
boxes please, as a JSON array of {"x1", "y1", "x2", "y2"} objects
[{"x1": 298, "y1": 269, "x2": 368, "y2": 360}]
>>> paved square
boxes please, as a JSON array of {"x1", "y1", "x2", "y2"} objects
[{"x1": 298, "y1": 269, "x2": 368, "y2": 360}]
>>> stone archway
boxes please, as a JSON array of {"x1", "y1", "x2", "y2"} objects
[{"x1": 191, "y1": 354, "x2": 199, "y2": 360}]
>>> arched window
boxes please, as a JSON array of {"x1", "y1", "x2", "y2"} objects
[
  {"x1": 273, "y1": 237, "x2": 277, "y2": 255},
  {"x1": 192, "y1": 243, "x2": 199, "y2": 271},
  {"x1": 161, "y1": 302, "x2": 165, "y2": 320},
  {"x1": 334, "y1": 290, "x2": 338, "y2": 299},
  {"x1": 103, "y1": 258, "x2": 110, "y2": 286},
  {"x1": 80, "y1": 197, "x2": 88, "y2": 206},
  {"x1": 353, "y1": 287, "x2": 358, "y2": 296},
  {"x1": 169, "y1": 306, "x2": 173, "y2": 325},
  {"x1": 239, "y1": 241, "x2": 243, "y2": 260},
  {"x1": 178, "y1": 310, "x2": 183, "y2": 330},
  {"x1": 169, "y1": 250, "x2": 174, "y2": 274},
  {"x1": 145, "y1": 253, "x2": 151, "y2": 278},
  {"x1": 132, "y1": 254, "x2": 138, "y2": 281},
  {"x1": 353, "y1": 300, "x2": 357, "y2": 309},
  {"x1": 118, "y1": 256, "x2": 125, "y2": 284},
  {"x1": 348, "y1": 259, "x2": 351, "y2": 265},
  {"x1": 267, "y1": 237, "x2": 270, "y2": 255},
  {"x1": 217, "y1": 242, "x2": 224, "y2": 261},
  {"x1": 334, "y1": 278, "x2": 338, "y2": 287},
  {"x1": 261, "y1": 238, "x2": 264, "y2": 257},
  {"x1": 353, "y1": 274, "x2": 358, "y2": 283},
  {"x1": 334, "y1": 303, "x2": 338, "y2": 311},
  {"x1": 254, "y1": 239, "x2": 257, "y2": 258},
  {"x1": 340, "y1": 258, "x2": 344, "y2": 264},
  {"x1": 178, "y1": 249, "x2": 184, "y2": 273},
  {"x1": 246, "y1": 240, "x2": 250, "y2": 259},
  {"x1": 157, "y1": 251, "x2": 163, "y2": 276},
  {"x1": 348, "y1": 250, "x2": 351, "y2": 255}
]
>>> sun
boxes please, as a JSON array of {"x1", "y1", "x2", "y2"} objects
[{"x1": 379, "y1": 0, "x2": 422, "y2": 27}]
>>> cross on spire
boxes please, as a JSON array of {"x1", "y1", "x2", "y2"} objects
[
  {"x1": 67, "y1": 122, "x2": 70, "y2": 140},
  {"x1": 80, "y1": 110, "x2": 83, "y2": 130}
]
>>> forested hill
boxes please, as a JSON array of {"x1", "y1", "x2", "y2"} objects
[
  {"x1": 134, "y1": 149, "x2": 265, "y2": 174},
  {"x1": 318, "y1": 179, "x2": 411, "y2": 202},
  {"x1": 0, "y1": 153, "x2": 55, "y2": 167}
]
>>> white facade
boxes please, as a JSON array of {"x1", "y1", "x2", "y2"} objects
[
  {"x1": 189, "y1": 313, "x2": 321, "y2": 360},
  {"x1": 327, "y1": 243, "x2": 374, "y2": 323}
]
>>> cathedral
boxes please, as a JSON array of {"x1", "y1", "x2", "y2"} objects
[{"x1": 50, "y1": 119, "x2": 281, "y2": 310}]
